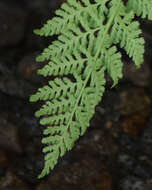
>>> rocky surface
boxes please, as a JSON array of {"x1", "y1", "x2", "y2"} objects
[
  {"x1": 0, "y1": 2, "x2": 27, "y2": 47},
  {"x1": 0, "y1": 0, "x2": 152, "y2": 190}
]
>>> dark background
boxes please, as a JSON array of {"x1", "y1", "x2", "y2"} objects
[{"x1": 0, "y1": 0, "x2": 152, "y2": 190}]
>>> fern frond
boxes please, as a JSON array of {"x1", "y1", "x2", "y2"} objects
[
  {"x1": 127, "y1": 0, "x2": 152, "y2": 20},
  {"x1": 30, "y1": 0, "x2": 151, "y2": 178}
]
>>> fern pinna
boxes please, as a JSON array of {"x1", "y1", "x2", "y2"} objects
[{"x1": 30, "y1": 0, "x2": 152, "y2": 178}]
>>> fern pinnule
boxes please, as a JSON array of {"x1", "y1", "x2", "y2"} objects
[
  {"x1": 34, "y1": 0, "x2": 109, "y2": 37},
  {"x1": 127, "y1": 0, "x2": 152, "y2": 20},
  {"x1": 111, "y1": 10, "x2": 145, "y2": 67}
]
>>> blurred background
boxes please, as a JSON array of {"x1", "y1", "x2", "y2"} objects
[{"x1": 0, "y1": 0, "x2": 152, "y2": 190}]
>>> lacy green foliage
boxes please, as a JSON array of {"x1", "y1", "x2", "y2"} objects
[{"x1": 30, "y1": 0, "x2": 152, "y2": 178}]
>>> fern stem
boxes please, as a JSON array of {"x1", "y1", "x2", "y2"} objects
[
  {"x1": 94, "y1": 0, "x2": 121, "y2": 60},
  {"x1": 66, "y1": 69, "x2": 92, "y2": 130},
  {"x1": 56, "y1": 0, "x2": 122, "y2": 148}
]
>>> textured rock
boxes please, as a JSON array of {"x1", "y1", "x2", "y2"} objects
[
  {"x1": 17, "y1": 52, "x2": 44, "y2": 83},
  {"x1": 36, "y1": 129, "x2": 118, "y2": 190},
  {"x1": 36, "y1": 160, "x2": 113, "y2": 190},
  {"x1": 0, "y1": 2, "x2": 27, "y2": 46},
  {"x1": 118, "y1": 87, "x2": 150, "y2": 116},
  {"x1": 144, "y1": 180, "x2": 152, "y2": 190},
  {"x1": 0, "y1": 75, "x2": 35, "y2": 98},
  {"x1": 120, "y1": 114, "x2": 148, "y2": 136},
  {"x1": 118, "y1": 121, "x2": 152, "y2": 190},
  {"x1": 25, "y1": 0, "x2": 59, "y2": 11},
  {"x1": 0, "y1": 171, "x2": 31, "y2": 190},
  {"x1": 0, "y1": 151, "x2": 8, "y2": 167},
  {"x1": 0, "y1": 115, "x2": 22, "y2": 153},
  {"x1": 140, "y1": 122, "x2": 152, "y2": 158},
  {"x1": 119, "y1": 176, "x2": 145, "y2": 190},
  {"x1": 123, "y1": 62, "x2": 151, "y2": 87}
]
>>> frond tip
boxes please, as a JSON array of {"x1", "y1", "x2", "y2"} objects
[{"x1": 30, "y1": 0, "x2": 150, "y2": 178}]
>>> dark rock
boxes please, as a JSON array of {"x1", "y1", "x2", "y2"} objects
[
  {"x1": 144, "y1": 180, "x2": 152, "y2": 190},
  {"x1": 140, "y1": 123, "x2": 152, "y2": 158},
  {"x1": 0, "y1": 167, "x2": 6, "y2": 177},
  {"x1": 36, "y1": 159, "x2": 113, "y2": 190},
  {"x1": 120, "y1": 114, "x2": 148, "y2": 136},
  {"x1": 14, "y1": 154, "x2": 43, "y2": 184},
  {"x1": 25, "y1": 0, "x2": 48, "y2": 11},
  {"x1": 141, "y1": 124, "x2": 152, "y2": 145},
  {"x1": 0, "y1": 91, "x2": 29, "y2": 114},
  {"x1": 0, "y1": 59, "x2": 36, "y2": 99},
  {"x1": 94, "y1": 90, "x2": 121, "y2": 134},
  {"x1": 118, "y1": 120, "x2": 152, "y2": 187},
  {"x1": 18, "y1": 115, "x2": 41, "y2": 138},
  {"x1": 35, "y1": 129, "x2": 118, "y2": 190},
  {"x1": 119, "y1": 133, "x2": 139, "y2": 154},
  {"x1": 25, "y1": 12, "x2": 49, "y2": 50},
  {"x1": 0, "y1": 170, "x2": 31, "y2": 190},
  {"x1": 134, "y1": 163, "x2": 152, "y2": 180},
  {"x1": 17, "y1": 52, "x2": 44, "y2": 84},
  {"x1": 123, "y1": 62, "x2": 151, "y2": 87},
  {"x1": 0, "y1": 115, "x2": 22, "y2": 153},
  {"x1": 119, "y1": 176, "x2": 145, "y2": 190},
  {"x1": 0, "y1": 151, "x2": 8, "y2": 177},
  {"x1": 118, "y1": 154, "x2": 136, "y2": 172},
  {"x1": 99, "y1": 91, "x2": 121, "y2": 122},
  {"x1": 0, "y1": 151, "x2": 8, "y2": 167},
  {"x1": 11, "y1": 116, "x2": 43, "y2": 184},
  {"x1": 25, "y1": 0, "x2": 60, "y2": 11},
  {"x1": 118, "y1": 87, "x2": 150, "y2": 116},
  {"x1": 0, "y1": 2, "x2": 27, "y2": 47},
  {"x1": 73, "y1": 130, "x2": 119, "y2": 163},
  {"x1": 0, "y1": 61, "x2": 11, "y2": 75},
  {"x1": 12, "y1": 114, "x2": 43, "y2": 184},
  {"x1": 0, "y1": 74, "x2": 35, "y2": 98}
]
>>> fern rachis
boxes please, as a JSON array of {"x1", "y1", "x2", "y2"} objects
[{"x1": 30, "y1": 0, "x2": 152, "y2": 178}]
